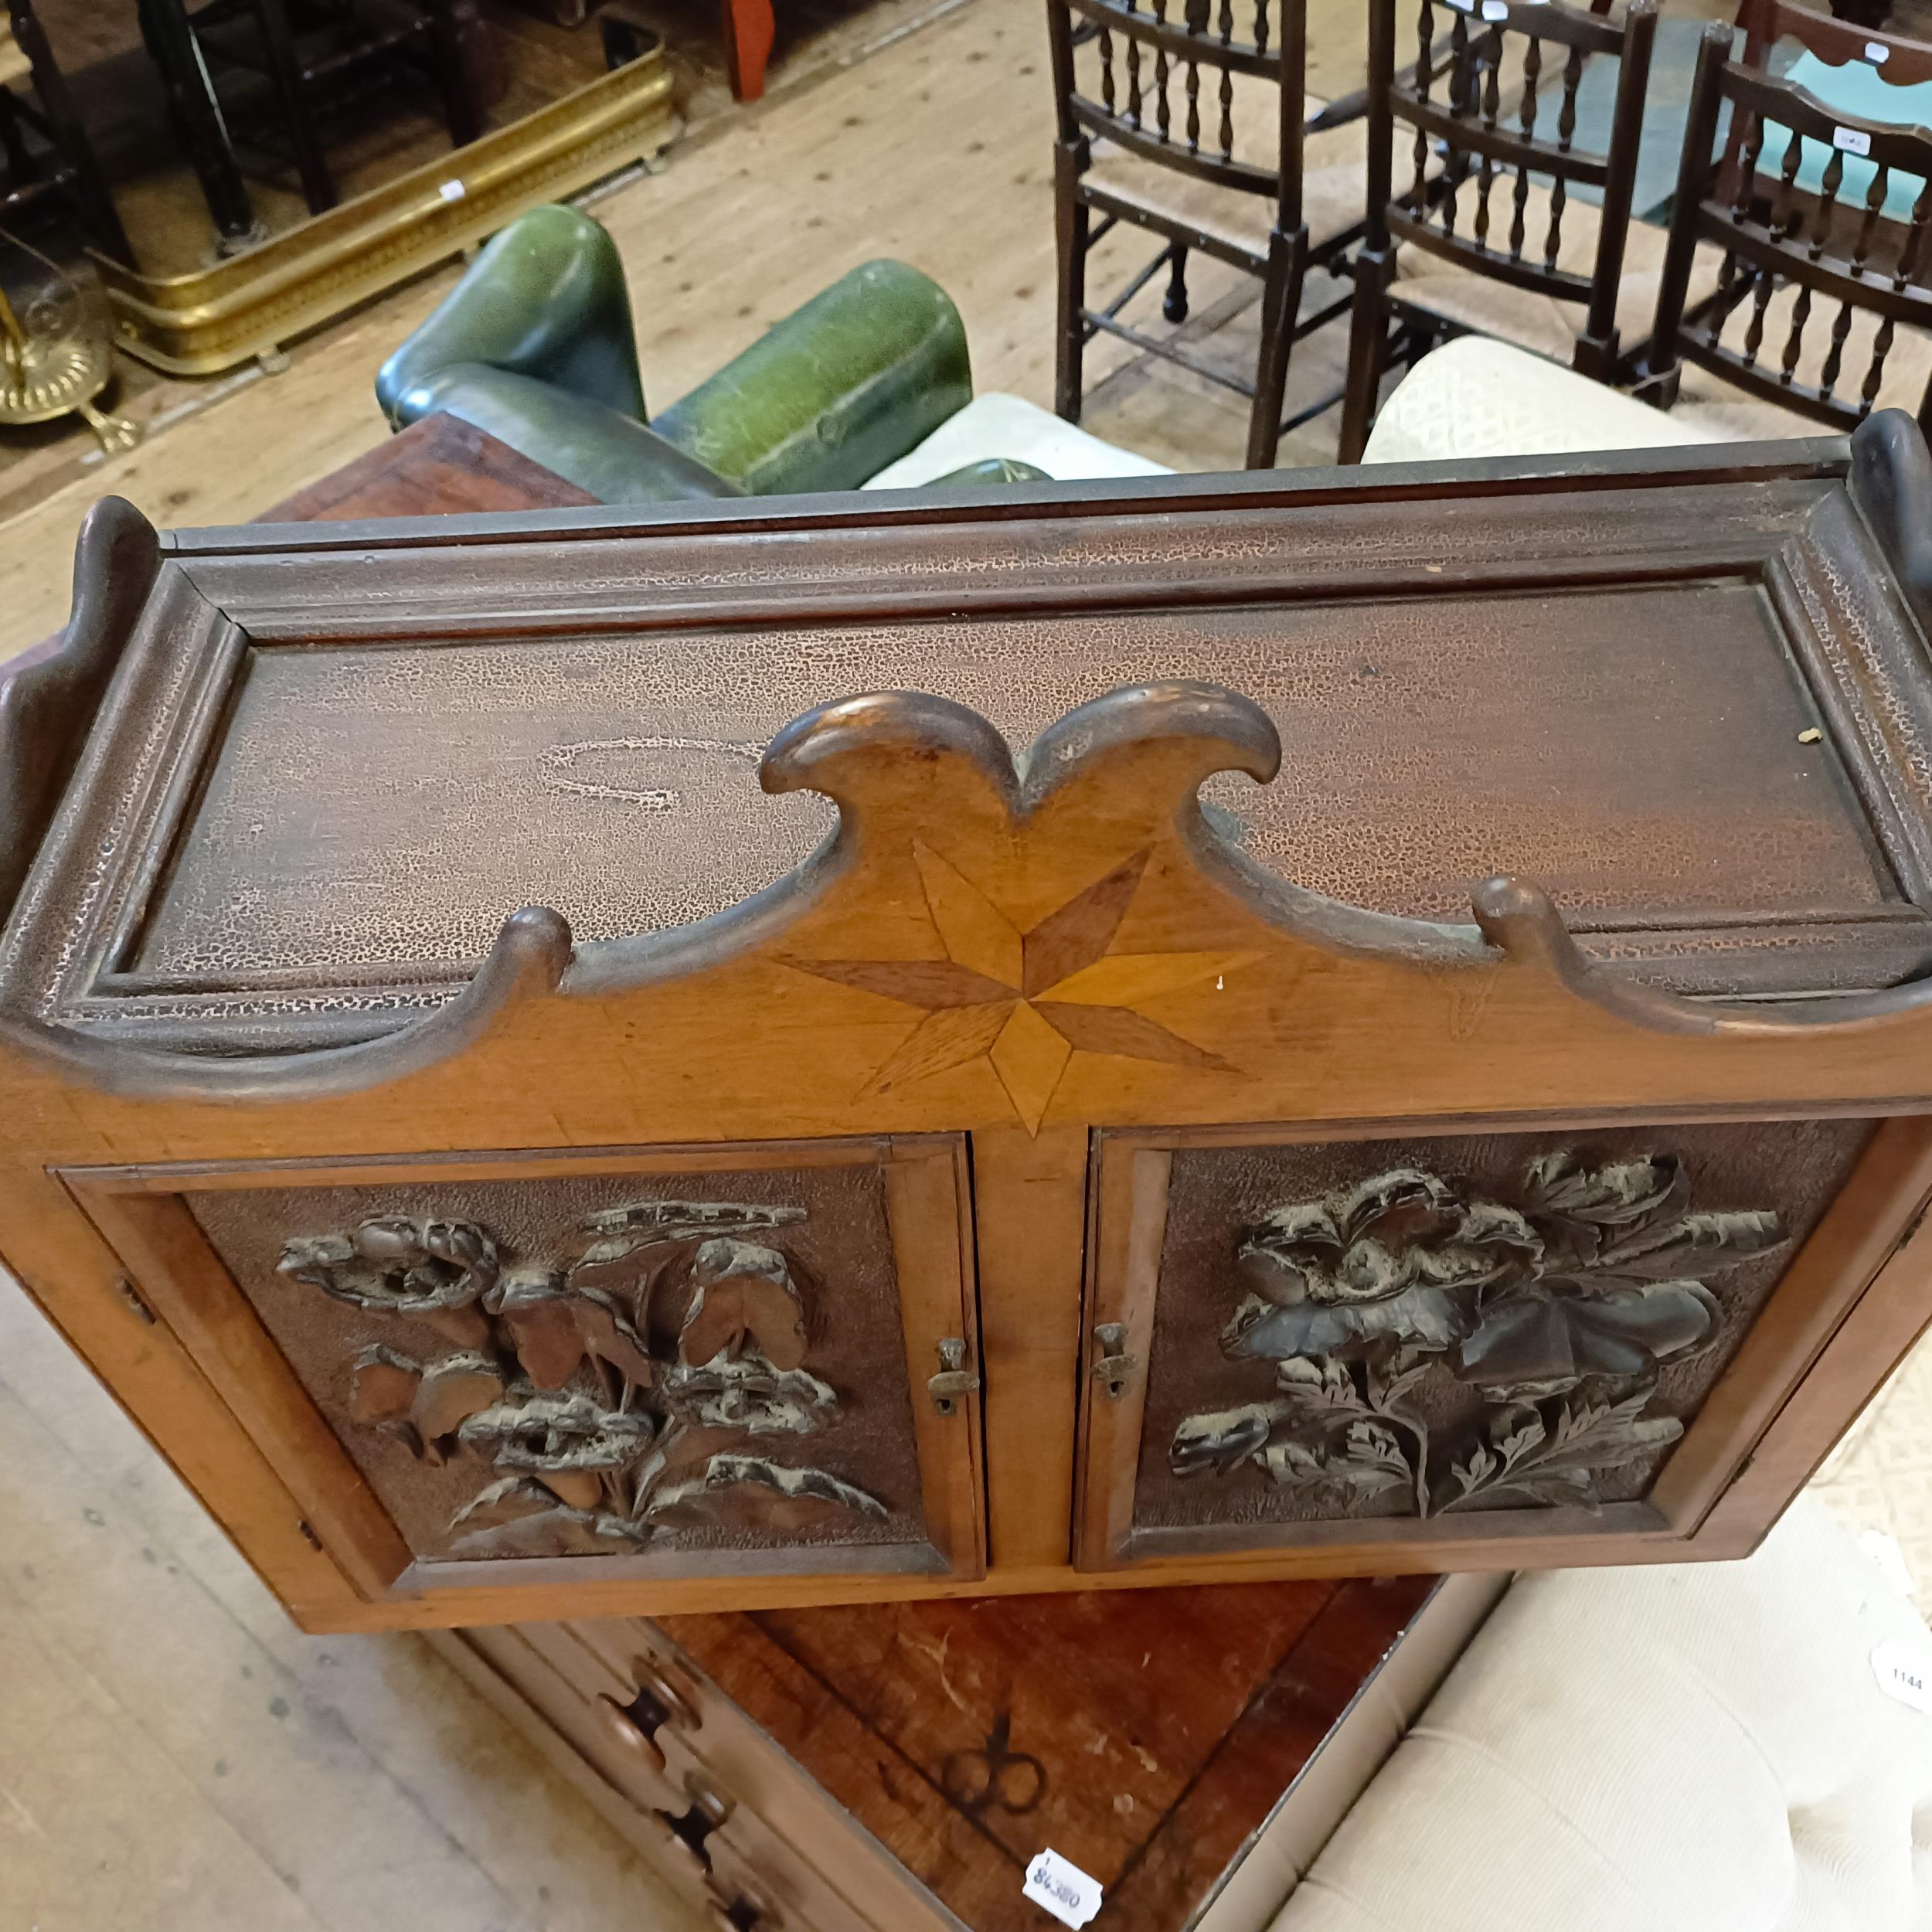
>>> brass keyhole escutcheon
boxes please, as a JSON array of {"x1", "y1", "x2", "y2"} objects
[
  {"x1": 927, "y1": 1336, "x2": 981, "y2": 1417},
  {"x1": 1091, "y1": 1322, "x2": 1138, "y2": 1400}
]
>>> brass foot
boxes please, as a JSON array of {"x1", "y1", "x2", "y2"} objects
[{"x1": 77, "y1": 400, "x2": 141, "y2": 454}]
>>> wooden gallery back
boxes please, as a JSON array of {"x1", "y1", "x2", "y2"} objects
[{"x1": 3, "y1": 423, "x2": 1932, "y2": 1632}]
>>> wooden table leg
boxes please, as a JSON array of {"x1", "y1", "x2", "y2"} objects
[{"x1": 721, "y1": 0, "x2": 774, "y2": 102}]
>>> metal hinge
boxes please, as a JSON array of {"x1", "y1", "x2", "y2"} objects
[
  {"x1": 1090, "y1": 1322, "x2": 1138, "y2": 1400},
  {"x1": 1900, "y1": 1199, "x2": 1931, "y2": 1250},
  {"x1": 117, "y1": 1277, "x2": 157, "y2": 1325},
  {"x1": 927, "y1": 1338, "x2": 981, "y2": 1417}
]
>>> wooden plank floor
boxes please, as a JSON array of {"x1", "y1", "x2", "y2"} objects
[
  {"x1": 0, "y1": 0, "x2": 1376, "y2": 662},
  {"x1": 0, "y1": 1263, "x2": 710, "y2": 1932}
]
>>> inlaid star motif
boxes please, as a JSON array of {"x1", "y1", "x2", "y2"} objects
[{"x1": 788, "y1": 843, "x2": 1250, "y2": 1134}]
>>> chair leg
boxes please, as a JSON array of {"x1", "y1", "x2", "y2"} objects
[
  {"x1": 1163, "y1": 244, "x2": 1189, "y2": 325},
  {"x1": 254, "y1": 0, "x2": 335, "y2": 213},
  {"x1": 721, "y1": 0, "x2": 775, "y2": 102},
  {"x1": 429, "y1": 0, "x2": 485, "y2": 147},
  {"x1": 1337, "y1": 241, "x2": 1396, "y2": 464},
  {"x1": 1053, "y1": 145, "x2": 1090, "y2": 423},
  {"x1": 12, "y1": 0, "x2": 135, "y2": 263},
  {"x1": 138, "y1": 0, "x2": 262, "y2": 251},
  {"x1": 1571, "y1": 328, "x2": 1621, "y2": 387},
  {"x1": 1247, "y1": 227, "x2": 1306, "y2": 470}
]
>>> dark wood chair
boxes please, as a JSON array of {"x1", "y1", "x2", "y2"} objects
[
  {"x1": 179, "y1": 0, "x2": 482, "y2": 216},
  {"x1": 1650, "y1": 22, "x2": 1932, "y2": 434},
  {"x1": 1337, "y1": 0, "x2": 1658, "y2": 464},
  {"x1": 1, "y1": 0, "x2": 133, "y2": 263},
  {"x1": 1045, "y1": 0, "x2": 1364, "y2": 468}
]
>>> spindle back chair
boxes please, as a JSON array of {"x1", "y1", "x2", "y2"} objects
[
  {"x1": 1046, "y1": 0, "x2": 1358, "y2": 468},
  {"x1": 1650, "y1": 24, "x2": 1932, "y2": 434},
  {"x1": 1337, "y1": 0, "x2": 1658, "y2": 463}
]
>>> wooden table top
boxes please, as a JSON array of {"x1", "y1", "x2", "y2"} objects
[{"x1": 658, "y1": 1574, "x2": 1436, "y2": 1932}]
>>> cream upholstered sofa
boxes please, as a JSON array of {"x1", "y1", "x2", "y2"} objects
[{"x1": 1270, "y1": 1497, "x2": 1932, "y2": 1932}]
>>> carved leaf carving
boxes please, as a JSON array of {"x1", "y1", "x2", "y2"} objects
[
  {"x1": 281, "y1": 1216, "x2": 498, "y2": 1348},
  {"x1": 415, "y1": 1356, "x2": 509, "y2": 1446},
  {"x1": 1454, "y1": 1280, "x2": 1721, "y2": 1392},
  {"x1": 349, "y1": 1347, "x2": 420, "y2": 1426},
  {"x1": 283, "y1": 1196, "x2": 895, "y2": 1556},
  {"x1": 648, "y1": 1454, "x2": 888, "y2": 1530},
  {"x1": 678, "y1": 1240, "x2": 808, "y2": 1370},
  {"x1": 495, "y1": 1280, "x2": 656, "y2": 1391},
  {"x1": 1175, "y1": 1150, "x2": 1787, "y2": 1522},
  {"x1": 348, "y1": 1345, "x2": 504, "y2": 1464},
  {"x1": 1588, "y1": 1212, "x2": 1787, "y2": 1283},
  {"x1": 457, "y1": 1392, "x2": 655, "y2": 1475}
]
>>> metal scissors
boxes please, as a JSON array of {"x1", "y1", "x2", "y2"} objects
[{"x1": 940, "y1": 1711, "x2": 1046, "y2": 1816}]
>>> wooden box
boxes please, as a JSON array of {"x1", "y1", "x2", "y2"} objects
[{"x1": 6, "y1": 420, "x2": 1932, "y2": 1631}]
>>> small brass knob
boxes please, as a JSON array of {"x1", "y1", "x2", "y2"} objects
[
  {"x1": 656, "y1": 1774, "x2": 733, "y2": 1871},
  {"x1": 596, "y1": 1692, "x2": 667, "y2": 1775}
]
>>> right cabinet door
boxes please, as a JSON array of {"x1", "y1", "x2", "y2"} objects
[{"x1": 1073, "y1": 1115, "x2": 1923, "y2": 1573}]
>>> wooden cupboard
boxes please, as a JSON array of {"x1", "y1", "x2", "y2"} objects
[{"x1": 6, "y1": 416, "x2": 1932, "y2": 1630}]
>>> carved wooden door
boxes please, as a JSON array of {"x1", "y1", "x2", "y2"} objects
[
  {"x1": 67, "y1": 1138, "x2": 985, "y2": 1599},
  {"x1": 1073, "y1": 1116, "x2": 1912, "y2": 1571}
]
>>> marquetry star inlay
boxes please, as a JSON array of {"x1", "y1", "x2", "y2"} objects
[{"x1": 788, "y1": 843, "x2": 1249, "y2": 1133}]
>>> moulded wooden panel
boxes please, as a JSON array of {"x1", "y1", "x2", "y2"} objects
[
  {"x1": 63, "y1": 1138, "x2": 984, "y2": 1606},
  {"x1": 1075, "y1": 1111, "x2": 1908, "y2": 1571}
]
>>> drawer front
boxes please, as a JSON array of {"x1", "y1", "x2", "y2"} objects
[
  {"x1": 1076, "y1": 1115, "x2": 1895, "y2": 1570},
  {"x1": 570, "y1": 1619, "x2": 957, "y2": 1932},
  {"x1": 488, "y1": 1621, "x2": 907, "y2": 1932},
  {"x1": 66, "y1": 1137, "x2": 984, "y2": 1604}
]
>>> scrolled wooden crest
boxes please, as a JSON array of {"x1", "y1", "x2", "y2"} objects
[{"x1": 6, "y1": 672, "x2": 1932, "y2": 1127}]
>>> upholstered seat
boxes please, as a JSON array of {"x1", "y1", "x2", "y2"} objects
[
  {"x1": 1272, "y1": 1497, "x2": 1932, "y2": 1932},
  {"x1": 1080, "y1": 85, "x2": 1368, "y2": 260}
]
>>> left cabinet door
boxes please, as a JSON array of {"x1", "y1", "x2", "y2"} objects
[{"x1": 64, "y1": 1136, "x2": 985, "y2": 1610}]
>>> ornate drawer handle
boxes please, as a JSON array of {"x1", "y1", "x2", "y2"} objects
[
  {"x1": 597, "y1": 1662, "x2": 700, "y2": 1774},
  {"x1": 655, "y1": 1773, "x2": 733, "y2": 1871},
  {"x1": 927, "y1": 1337, "x2": 981, "y2": 1417},
  {"x1": 1091, "y1": 1323, "x2": 1138, "y2": 1400}
]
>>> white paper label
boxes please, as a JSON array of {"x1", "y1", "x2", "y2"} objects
[
  {"x1": 1866, "y1": 39, "x2": 1891, "y2": 63},
  {"x1": 438, "y1": 178, "x2": 468, "y2": 202},
  {"x1": 1024, "y1": 1849, "x2": 1102, "y2": 1929},
  {"x1": 1834, "y1": 125, "x2": 1873, "y2": 157},
  {"x1": 1444, "y1": 0, "x2": 1475, "y2": 14},
  {"x1": 1481, "y1": 1, "x2": 1508, "y2": 19},
  {"x1": 1872, "y1": 1641, "x2": 1932, "y2": 1714},
  {"x1": 1860, "y1": 1529, "x2": 1919, "y2": 1599}
]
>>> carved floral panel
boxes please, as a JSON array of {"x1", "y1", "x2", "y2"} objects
[
  {"x1": 1135, "y1": 1121, "x2": 1875, "y2": 1533},
  {"x1": 189, "y1": 1160, "x2": 932, "y2": 1564}
]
